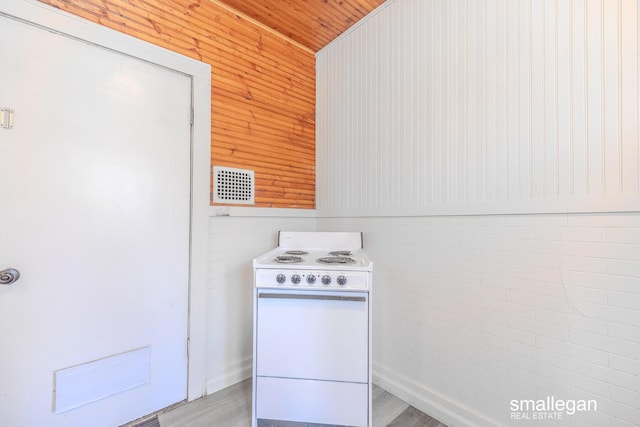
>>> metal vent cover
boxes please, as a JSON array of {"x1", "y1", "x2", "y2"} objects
[{"x1": 213, "y1": 166, "x2": 255, "y2": 205}]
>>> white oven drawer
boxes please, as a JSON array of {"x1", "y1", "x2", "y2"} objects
[
  {"x1": 256, "y1": 290, "x2": 369, "y2": 383},
  {"x1": 256, "y1": 376, "x2": 368, "y2": 426}
]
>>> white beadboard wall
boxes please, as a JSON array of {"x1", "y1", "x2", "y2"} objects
[
  {"x1": 206, "y1": 213, "x2": 315, "y2": 393},
  {"x1": 316, "y1": 0, "x2": 640, "y2": 216},
  {"x1": 318, "y1": 214, "x2": 640, "y2": 426},
  {"x1": 316, "y1": 0, "x2": 640, "y2": 426}
]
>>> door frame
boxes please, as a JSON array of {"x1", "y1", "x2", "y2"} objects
[{"x1": 0, "y1": 0, "x2": 211, "y2": 402}]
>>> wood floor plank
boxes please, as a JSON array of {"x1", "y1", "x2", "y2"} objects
[
  {"x1": 387, "y1": 406, "x2": 447, "y2": 427},
  {"x1": 127, "y1": 415, "x2": 161, "y2": 427},
  {"x1": 159, "y1": 379, "x2": 252, "y2": 427},
  {"x1": 371, "y1": 385, "x2": 410, "y2": 426},
  {"x1": 158, "y1": 380, "x2": 445, "y2": 427}
]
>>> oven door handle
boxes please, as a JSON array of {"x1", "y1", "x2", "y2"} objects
[{"x1": 258, "y1": 293, "x2": 366, "y2": 302}]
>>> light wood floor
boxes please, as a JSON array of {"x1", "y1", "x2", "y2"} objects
[{"x1": 139, "y1": 379, "x2": 447, "y2": 427}]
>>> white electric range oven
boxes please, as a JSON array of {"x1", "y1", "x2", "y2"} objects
[{"x1": 252, "y1": 231, "x2": 373, "y2": 427}]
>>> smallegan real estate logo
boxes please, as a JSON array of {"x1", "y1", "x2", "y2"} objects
[{"x1": 510, "y1": 396, "x2": 597, "y2": 421}]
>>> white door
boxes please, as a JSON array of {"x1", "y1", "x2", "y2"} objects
[{"x1": 0, "y1": 12, "x2": 192, "y2": 427}]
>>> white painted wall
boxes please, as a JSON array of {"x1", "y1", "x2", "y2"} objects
[
  {"x1": 318, "y1": 214, "x2": 640, "y2": 426},
  {"x1": 316, "y1": 0, "x2": 640, "y2": 426},
  {"x1": 205, "y1": 209, "x2": 316, "y2": 393}
]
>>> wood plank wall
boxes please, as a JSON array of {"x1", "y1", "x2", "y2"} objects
[{"x1": 38, "y1": 0, "x2": 316, "y2": 209}]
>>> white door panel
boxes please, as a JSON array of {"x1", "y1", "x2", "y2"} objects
[{"x1": 0, "y1": 12, "x2": 191, "y2": 427}]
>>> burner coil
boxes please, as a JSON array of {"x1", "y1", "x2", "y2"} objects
[
  {"x1": 317, "y1": 256, "x2": 356, "y2": 265},
  {"x1": 274, "y1": 255, "x2": 303, "y2": 264}
]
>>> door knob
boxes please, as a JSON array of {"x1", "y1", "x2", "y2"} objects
[{"x1": 0, "y1": 268, "x2": 20, "y2": 285}]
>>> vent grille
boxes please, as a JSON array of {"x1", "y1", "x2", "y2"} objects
[{"x1": 213, "y1": 166, "x2": 254, "y2": 205}]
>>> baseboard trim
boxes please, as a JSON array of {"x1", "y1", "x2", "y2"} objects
[
  {"x1": 373, "y1": 364, "x2": 499, "y2": 427},
  {"x1": 206, "y1": 358, "x2": 252, "y2": 395}
]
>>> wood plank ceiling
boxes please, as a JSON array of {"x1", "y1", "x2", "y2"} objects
[{"x1": 215, "y1": 0, "x2": 386, "y2": 52}]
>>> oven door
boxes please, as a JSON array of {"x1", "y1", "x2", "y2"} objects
[
  {"x1": 256, "y1": 289, "x2": 369, "y2": 383},
  {"x1": 255, "y1": 289, "x2": 370, "y2": 426}
]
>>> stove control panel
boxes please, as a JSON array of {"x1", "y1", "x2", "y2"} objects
[{"x1": 255, "y1": 269, "x2": 369, "y2": 291}]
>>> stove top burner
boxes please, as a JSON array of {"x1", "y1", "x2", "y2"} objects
[
  {"x1": 317, "y1": 256, "x2": 357, "y2": 265},
  {"x1": 329, "y1": 250, "x2": 352, "y2": 256},
  {"x1": 284, "y1": 250, "x2": 308, "y2": 256},
  {"x1": 274, "y1": 255, "x2": 304, "y2": 264}
]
